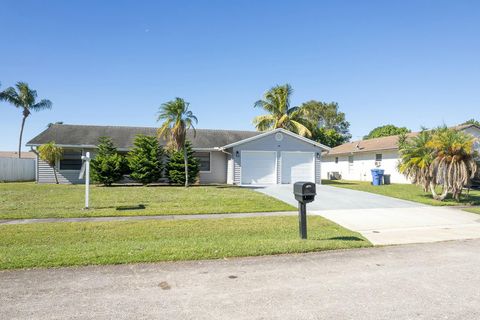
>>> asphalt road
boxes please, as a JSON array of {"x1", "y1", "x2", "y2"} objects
[{"x1": 1, "y1": 239, "x2": 480, "y2": 319}]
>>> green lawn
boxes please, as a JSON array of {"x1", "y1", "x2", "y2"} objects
[
  {"x1": 0, "y1": 183, "x2": 294, "y2": 219},
  {"x1": 464, "y1": 207, "x2": 480, "y2": 214},
  {"x1": 0, "y1": 216, "x2": 371, "y2": 269},
  {"x1": 322, "y1": 180, "x2": 480, "y2": 206}
]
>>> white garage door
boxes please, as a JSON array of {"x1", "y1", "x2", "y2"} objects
[
  {"x1": 281, "y1": 152, "x2": 315, "y2": 184},
  {"x1": 241, "y1": 151, "x2": 277, "y2": 185}
]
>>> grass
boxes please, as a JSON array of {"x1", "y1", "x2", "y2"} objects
[
  {"x1": 0, "y1": 183, "x2": 294, "y2": 219},
  {"x1": 322, "y1": 180, "x2": 480, "y2": 206},
  {"x1": 464, "y1": 207, "x2": 480, "y2": 214},
  {"x1": 0, "y1": 215, "x2": 371, "y2": 270}
]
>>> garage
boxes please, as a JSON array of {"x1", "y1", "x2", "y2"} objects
[
  {"x1": 241, "y1": 151, "x2": 277, "y2": 184},
  {"x1": 281, "y1": 152, "x2": 315, "y2": 184}
]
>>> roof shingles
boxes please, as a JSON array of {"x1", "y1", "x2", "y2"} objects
[{"x1": 27, "y1": 124, "x2": 261, "y2": 149}]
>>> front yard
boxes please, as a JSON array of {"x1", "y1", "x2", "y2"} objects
[
  {"x1": 0, "y1": 216, "x2": 371, "y2": 269},
  {"x1": 0, "y1": 183, "x2": 294, "y2": 219},
  {"x1": 322, "y1": 180, "x2": 480, "y2": 206}
]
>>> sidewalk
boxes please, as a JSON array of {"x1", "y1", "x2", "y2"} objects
[{"x1": 0, "y1": 211, "x2": 298, "y2": 225}]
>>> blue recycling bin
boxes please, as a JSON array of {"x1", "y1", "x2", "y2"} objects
[{"x1": 371, "y1": 169, "x2": 385, "y2": 186}]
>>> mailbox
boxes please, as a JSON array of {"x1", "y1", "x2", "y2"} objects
[
  {"x1": 293, "y1": 182, "x2": 316, "y2": 240},
  {"x1": 294, "y1": 182, "x2": 316, "y2": 203}
]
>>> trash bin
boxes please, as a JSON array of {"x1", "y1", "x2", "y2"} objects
[
  {"x1": 371, "y1": 169, "x2": 385, "y2": 186},
  {"x1": 383, "y1": 174, "x2": 391, "y2": 185}
]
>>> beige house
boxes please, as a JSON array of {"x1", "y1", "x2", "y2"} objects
[{"x1": 321, "y1": 124, "x2": 480, "y2": 184}]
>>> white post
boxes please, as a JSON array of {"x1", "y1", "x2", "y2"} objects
[
  {"x1": 80, "y1": 152, "x2": 91, "y2": 209},
  {"x1": 85, "y1": 152, "x2": 90, "y2": 209}
]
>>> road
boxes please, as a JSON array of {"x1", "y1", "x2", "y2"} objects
[{"x1": 1, "y1": 239, "x2": 480, "y2": 319}]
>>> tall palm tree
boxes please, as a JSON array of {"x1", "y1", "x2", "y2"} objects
[
  {"x1": 157, "y1": 98, "x2": 198, "y2": 187},
  {"x1": 0, "y1": 82, "x2": 52, "y2": 158},
  {"x1": 253, "y1": 84, "x2": 311, "y2": 137}
]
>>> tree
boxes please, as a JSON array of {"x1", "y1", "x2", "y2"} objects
[
  {"x1": 157, "y1": 97, "x2": 198, "y2": 187},
  {"x1": 127, "y1": 135, "x2": 164, "y2": 185},
  {"x1": 0, "y1": 82, "x2": 52, "y2": 158},
  {"x1": 462, "y1": 119, "x2": 480, "y2": 127},
  {"x1": 427, "y1": 127, "x2": 478, "y2": 201},
  {"x1": 253, "y1": 84, "x2": 311, "y2": 137},
  {"x1": 398, "y1": 130, "x2": 434, "y2": 192},
  {"x1": 364, "y1": 125, "x2": 411, "y2": 140},
  {"x1": 38, "y1": 142, "x2": 63, "y2": 184},
  {"x1": 91, "y1": 137, "x2": 126, "y2": 186},
  {"x1": 301, "y1": 100, "x2": 351, "y2": 147},
  {"x1": 166, "y1": 141, "x2": 200, "y2": 185},
  {"x1": 398, "y1": 127, "x2": 478, "y2": 201}
]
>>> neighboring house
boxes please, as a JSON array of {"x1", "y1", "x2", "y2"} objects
[
  {"x1": 26, "y1": 124, "x2": 330, "y2": 185},
  {"x1": 0, "y1": 151, "x2": 36, "y2": 159},
  {"x1": 321, "y1": 124, "x2": 480, "y2": 184}
]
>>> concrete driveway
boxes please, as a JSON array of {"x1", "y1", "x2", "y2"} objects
[
  {"x1": 255, "y1": 184, "x2": 480, "y2": 245},
  {"x1": 2, "y1": 240, "x2": 480, "y2": 319}
]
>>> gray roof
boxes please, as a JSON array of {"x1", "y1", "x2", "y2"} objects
[{"x1": 27, "y1": 124, "x2": 261, "y2": 150}]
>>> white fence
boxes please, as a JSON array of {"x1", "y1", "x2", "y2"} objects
[{"x1": 0, "y1": 158, "x2": 36, "y2": 182}]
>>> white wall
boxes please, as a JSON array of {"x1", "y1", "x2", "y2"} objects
[
  {"x1": 0, "y1": 158, "x2": 36, "y2": 182},
  {"x1": 322, "y1": 150, "x2": 410, "y2": 184}
]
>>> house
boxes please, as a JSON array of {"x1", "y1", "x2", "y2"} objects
[
  {"x1": 26, "y1": 124, "x2": 330, "y2": 185},
  {"x1": 321, "y1": 124, "x2": 480, "y2": 184}
]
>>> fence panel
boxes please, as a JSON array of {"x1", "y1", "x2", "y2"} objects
[{"x1": 0, "y1": 158, "x2": 36, "y2": 182}]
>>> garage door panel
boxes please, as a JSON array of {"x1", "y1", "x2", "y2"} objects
[
  {"x1": 241, "y1": 151, "x2": 277, "y2": 185},
  {"x1": 281, "y1": 152, "x2": 314, "y2": 184}
]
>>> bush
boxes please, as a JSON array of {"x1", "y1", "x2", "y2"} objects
[
  {"x1": 127, "y1": 135, "x2": 164, "y2": 185},
  {"x1": 91, "y1": 137, "x2": 126, "y2": 186},
  {"x1": 166, "y1": 142, "x2": 200, "y2": 185}
]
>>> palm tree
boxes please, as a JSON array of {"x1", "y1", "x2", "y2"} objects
[
  {"x1": 253, "y1": 84, "x2": 311, "y2": 137},
  {"x1": 398, "y1": 130, "x2": 434, "y2": 192},
  {"x1": 38, "y1": 142, "x2": 63, "y2": 184},
  {"x1": 0, "y1": 82, "x2": 52, "y2": 158},
  {"x1": 157, "y1": 98, "x2": 198, "y2": 187},
  {"x1": 427, "y1": 127, "x2": 478, "y2": 201}
]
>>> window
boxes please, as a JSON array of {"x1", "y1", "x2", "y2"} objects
[
  {"x1": 195, "y1": 152, "x2": 211, "y2": 172},
  {"x1": 59, "y1": 150, "x2": 83, "y2": 170},
  {"x1": 348, "y1": 155, "x2": 354, "y2": 164},
  {"x1": 335, "y1": 157, "x2": 339, "y2": 164},
  {"x1": 376, "y1": 154, "x2": 382, "y2": 162}
]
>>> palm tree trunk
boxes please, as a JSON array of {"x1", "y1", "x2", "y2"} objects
[
  {"x1": 53, "y1": 164, "x2": 59, "y2": 184},
  {"x1": 184, "y1": 143, "x2": 189, "y2": 187},
  {"x1": 18, "y1": 113, "x2": 28, "y2": 158}
]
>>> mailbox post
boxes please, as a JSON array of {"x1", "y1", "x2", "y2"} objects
[{"x1": 293, "y1": 182, "x2": 316, "y2": 239}]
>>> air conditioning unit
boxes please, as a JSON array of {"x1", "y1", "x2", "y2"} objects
[{"x1": 375, "y1": 161, "x2": 382, "y2": 167}]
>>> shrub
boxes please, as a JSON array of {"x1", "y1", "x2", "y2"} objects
[
  {"x1": 91, "y1": 137, "x2": 126, "y2": 186},
  {"x1": 127, "y1": 135, "x2": 164, "y2": 184},
  {"x1": 166, "y1": 142, "x2": 200, "y2": 185}
]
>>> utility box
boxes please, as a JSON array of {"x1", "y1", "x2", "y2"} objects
[{"x1": 294, "y1": 182, "x2": 316, "y2": 203}]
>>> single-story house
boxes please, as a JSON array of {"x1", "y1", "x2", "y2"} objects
[
  {"x1": 26, "y1": 124, "x2": 330, "y2": 185},
  {"x1": 321, "y1": 124, "x2": 480, "y2": 184}
]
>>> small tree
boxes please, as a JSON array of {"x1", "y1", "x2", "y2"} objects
[
  {"x1": 38, "y1": 142, "x2": 63, "y2": 184},
  {"x1": 364, "y1": 125, "x2": 411, "y2": 140},
  {"x1": 166, "y1": 142, "x2": 200, "y2": 185},
  {"x1": 127, "y1": 135, "x2": 163, "y2": 185},
  {"x1": 91, "y1": 137, "x2": 126, "y2": 186}
]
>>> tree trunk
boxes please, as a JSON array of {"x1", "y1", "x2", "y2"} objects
[
  {"x1": 53, "y1": 164, "x2": 59, "y2": 184},
  {"x1": 430, "y1": 182, "x2": 448, "y2": 201},
  {"x1": 184, "y1": 143, "x2": 189, "y2": 187},
  {"x1": 18, "y1": 112, "x2": 28, "y2": 158}
]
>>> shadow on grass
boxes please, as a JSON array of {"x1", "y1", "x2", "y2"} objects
[
  {"x1": 327, "y1": 236, "x2": 365, "y2": 242},
  {"x1": 116, "y1": 204, "x2": 146, "y2": 211}
]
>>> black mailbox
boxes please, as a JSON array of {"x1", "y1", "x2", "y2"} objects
[
  {"x1": 293, "y1": 182, "x2": 316, "y2": 240},
  {"x1": 294, "y1": 182, "x2": 316, "y2": 203}
]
